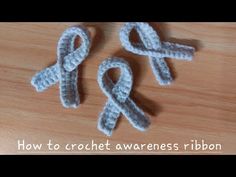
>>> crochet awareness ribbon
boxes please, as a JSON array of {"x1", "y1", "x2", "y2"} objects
[
  {"x1": 31, "y1": 26, "x2": 91, "y2": 108},
  {"x1": 120, "y1": 22, "x2": 195, "y2": 85},
  {"x1": 97, "y1": 57, "x2": 150, "y2": 136}
]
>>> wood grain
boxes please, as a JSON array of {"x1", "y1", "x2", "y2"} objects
[{"x1": 0, "y1": 23, "x2": 235, "y2": 154}]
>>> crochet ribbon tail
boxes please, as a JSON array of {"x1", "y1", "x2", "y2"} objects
[
  {"x1": 162, "y1": 42, "x2": 195, "y2": 61},
  {"x1": 31, "y1": 64, "x2": 59, "y2": 92},
  {"x1": 122, "y1": 98, "x2": 150, "y2": 131},
  {"x1": 97, "y1": 100, "x2": 120, "y2": 136},
  {"x1": 149, "y1": 57, "x2": 173, "y2": 85},
  {"x1": 59, "y1": 67, "x2": 80, "y2": 108}
]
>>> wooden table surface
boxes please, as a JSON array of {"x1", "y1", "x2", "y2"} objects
[{"x1": 0, "y1": 23, "x2": 235, "y2": 154}]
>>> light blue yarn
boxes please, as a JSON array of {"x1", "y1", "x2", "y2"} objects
[
  {"x1": 31, "y1": 26, "x2": 91, "y2": 108},
  {"x1": 97, "y1": 57, "x2": 150, "y2": 136},
  {"x1": 120, "y1": 22, "x2": 195, "y2": 85}
]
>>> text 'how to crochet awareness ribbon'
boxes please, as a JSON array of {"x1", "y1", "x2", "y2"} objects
[
  {"x1": 31, "y1": 26, "x2": 91, "y2": 108},
  {"x1": 120, "y1": 22, "x2": 195, "y2": 85},
  {"x1": 97, "y1": 57, "x2": 150, "y2": 136}
]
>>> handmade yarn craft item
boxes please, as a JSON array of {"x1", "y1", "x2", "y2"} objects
[
  {"x1": 30, "y1": 23, "x2": 197, "y2": 136},
  {"x1": 120, "y1": 22, "x2": 195, "y2": 85},
  {"x1": 97, "y1": 57, "x2": 150, "y2": 136},
  {"x1": 31, "y1": 26, "x2": 91, "y2": 108}
]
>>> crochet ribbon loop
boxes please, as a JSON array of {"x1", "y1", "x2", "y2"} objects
[
  {"x1": 31, "y1": 26, "x2": 91, "y2": 108},
  {"x1": 97, "y1": 57, "x2": 150, "y2": 136},
  {"x1": 120, "y1": 22, "x2": 195, "y2": 85}
]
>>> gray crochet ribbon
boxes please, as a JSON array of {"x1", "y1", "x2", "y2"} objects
[
  {"x1": 120, "y1": 22, "x2": 195, "y2": 85},
  {"x1": 97, "y1": 57, "x2": 150, "y2": 136},
  {"x1": 31, "y1": 26, "x2": 91, "y2": 108}
]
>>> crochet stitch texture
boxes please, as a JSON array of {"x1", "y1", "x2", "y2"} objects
[
  {"x1": 97, "y1": 57, "x2": 150, "y2": 136},
  {"x1": 31, "y1": 26, "x2": 91, "y2": 108},
  {"x1": 120, "y1": 22, "x2": 195, "y2": 85}
]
